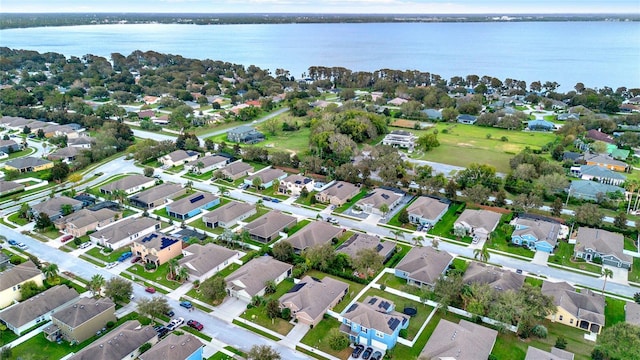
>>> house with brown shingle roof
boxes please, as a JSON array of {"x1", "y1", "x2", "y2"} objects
[
  {"x1": 625, "y1": 301, "x2": 640, "y2": 326},
  {"x1": 47, "y1": 146, "x2": 80, "y2": 162},
  {"x1": 394, "y1": 246, "x2": 453, "y2": 288},
  {"x1": 0, "y1": 180, "x2": 25, "y2": 197},
  {"x1": 454, "y1": 209, "x2": 502, "y2": 241},
  {"x1": 44, "y1": 297, "x2": 116, "y2": 344},
  {"x1": 285, "y1": 221, "x2": 343, "y2": 253},
  {"x1": 0, "y1": 261, "x2": 44, "y2": 308},
  {"x1": 128, "y1": 183, "x2": 187, "y2": 209},
  {"x1": 278, "y1": 174, "x2": 315, "y2": 196},
  {"x1": 315, "y1": 181, "x2": 360, "y2": 206},
  {"x1": 336, "y1": 232, "x2": 396, "y2": 262},
  {"x1": 67, "y1": 320, "x2": 158, "y2": 360},
  {"x1": 55, "y1": 208, "x2": 120, "y2": 238},
  {"x1": 166, "y1": 192, "x2": 219, "y2": 220},
  {"x1": 202, "y1": 201, "x2": 256, "y2": 229},
  {"x1": 220, "y1": 161, "x2": 254, "y2": 180},
  {"x1": 355, "y1": 188, "x2": 404, "y2": 216},
  {"x1": 542, "y1": 281, "x2": 605, "y2": 334},
  {"x1": 225, "y1": 256, "x2": 292, "y2": 302},
  {"x1": 30, "y1": 196, "x2": 84, "y2": 221},
  {"x1": 582, "y1": 153, "x2": 629, "y2": 172},
  {"x1": 420, "y1": 319, "x2": 498, "y2": 360},
  {"x1": 179, "y1": 243, "x2": 239, "y2": 282},
  {"x1": 280, "y1": 275, "x2": 349, "y2": 326},
  {"x1": 406, "y1": 196, "x2": 450, "y2": 226},
  {"x1": 100, "y1": 175, "x2": 155, "y2": 195},
  {"x1": 139, "y1": 333, "x2": 203, "y2": 360},
  {"x1": 574, "y1": 227, "x2": 631, "y2": 269},
  {"x1": 462, "y1": 262, "x2": 525, "y2": 292},
  {"x1": 244, "y1": 211, "x2": 297, "y2": 243}
]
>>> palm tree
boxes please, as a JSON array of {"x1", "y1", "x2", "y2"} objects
[
  {"x1": 431, "y1": 238, "x2": 440, "y2": 250},
  {"x1": 625, "y1": 180, "x2": 638, "y2": 213},
  {"x1": 43, "y1": 263, "x2": 59, "y2": 281},
  {"x1": 601, "y1": 268, "x2": 613, "y2": 294},
  {"x1": 473, "y1": 245, "x2": 490, "y2": 263},
  {"x1": 168, "y1": 258, "x2": 180, "y2": 280},
  {"x1": 391, "y1": 230, "x2": 405, "y2": 242},
  {"x1": 412, "y1": 236, "x2": 424, "y2": 248},
  {"x1": 240, "y1": 230, "x2": 251, "y2": 250},
  {"x1": 89, "y1": 274, "x2": 105, "y2": 297},
  {"x1": 176, "y1": 266, "x2": 189, "y2": 283}
]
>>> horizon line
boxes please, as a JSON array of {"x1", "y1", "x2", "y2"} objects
[{"x1": 2, "y1": 12, "x2": 639, "y2": 16}]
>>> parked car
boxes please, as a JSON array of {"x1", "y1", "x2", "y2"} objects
[
  {"x1": 351, "y1": 345, "x2": 365, "y2": 358},
  {"x1": 166, "y1": 317, "x2": 184, "y2": 331},
  {"x1": 8, "y1": 239, "x2": 18, "y2": 246},
  {"x1": 371, "y1": 351, "x2": 382, "y2": 360},
  {"x1": 154, "y1": 325, "x2": 169, "y2": 338},
  {"x1": 240, "y1": 183, "x2": 250, "y2": 190},
  {"x1": 516, "y1": 269, "x2": 523, "y2": 274},
  {"x1": 180, "y1": 301, "x2": 193, "y2": 309},
  {"x1": 118, "y1": 251, "x2": 133, "y2": 262},
  {"x1": 262, "y1": 196, "x2": 272, "y2": 202},
  {"x1": 145, "y1": 287, "x2": 156, "y2": 293},
  {"x1": 17, "y1": 243, "x2": 28, "y2": 250},
  {"x1": 131, "y1": 256, "x2": 142, "y2": 263},
  {"x1": 165, "y1": 309, "x2": 175, "y2": 317},
  {"x1": 271, "y1": 198, "x2": 280, "y2": 203},
  {"x1": 187, "y1": 320, "x2": 204, "y2": 331},
  {"x1": 61, "y1": 235, "x2": 73, "y2": 243},
  {"x1": 106, "y1": 262, "x2": 118, "y2": 269},
  {"x1": 362, "y1": 347, "x2": 373, "y2": 360}
]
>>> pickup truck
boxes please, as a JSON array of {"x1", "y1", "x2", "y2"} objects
[
  {"x1": 166, "y1": 317, "x2": 184, "y2": 331},
  {"x1": 118, "y1": 251, "x2": 133, "y2": 262}
]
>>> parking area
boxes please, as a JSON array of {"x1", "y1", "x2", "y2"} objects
[{"x1": 348, "y1": 344, "x2": 385, "y2": 360}]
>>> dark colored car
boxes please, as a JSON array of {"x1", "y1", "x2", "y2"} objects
[
  {"x1": 165, "y1": 309, "x2": 175, "y2": 317},
  {"x1": 154, "y1": 325, "x2": 168, "y2": 338},
  {"x1": 371, "y1": 351, "x2": 382, "y2": 360},
  {"x1": 61, "y1": 235, "x2": 73, "y2": 242},
  {"x1": 8, "y1": 240, "x2": 18, "y2": 246},
  {"x1": 145, "y1": 286, "x2": 156, "y2": 293},
  {"x1": 187, "y1": 320, "x2": 204, "y2": 331},
  {"x1": 362, "y1": 347, "x2": 373, "y2": 360},
  {"x1": 351, "y1": 345, "x2": 365, "y2": 358},
  {"x1": 131, "y1": 256, "x2": 141, "y2": 263},
  {"x1": 180, "y1": 301, "x2": 193, "y2": 309}
]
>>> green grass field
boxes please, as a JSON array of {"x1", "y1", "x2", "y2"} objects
[{"x1": 255, "y1": 126, "x2": 311, "y2": 156}]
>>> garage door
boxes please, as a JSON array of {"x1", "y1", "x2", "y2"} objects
[
  {"x1": 371, "y1": 339, "x2": 388, "y2": 350},
  {"x1": 358, "y1": 336, "x2": 368, "y2": 345}
]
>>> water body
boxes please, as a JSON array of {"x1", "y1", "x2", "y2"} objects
[{"x1": 1, "y1": 21, "x2": 639, "y2": 90}]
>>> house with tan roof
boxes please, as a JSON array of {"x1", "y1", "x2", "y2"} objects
[
  {"x1": 225, "y1": 256, "x2": 292, "y2": 302},
  {"x1": 511, "y1": 216, "x2": 562, "y2": 253},
  {"x1": 55, "y1": 208, "x2": 120, "y2": 238},
  {"x1": 0, "y1": 261, "x2": 43, "y2": 308},
  {"x1": 525, "y1": 346, "x2": 575, "y2": 360},
  {"x1": 67, "y1": 320, "x2": 158, "y2": 360},
  {"x1": 166, "y1": 192, "x2": 219, "y2": 220},
  {"x1": 454, "y1": 209, "x2": 502, "y2": 241},
  {"x1": 219, "y1": 161, "x2": 254, "y2": 181},
  {"x1": 406, "y1": 196, "x2": 450, "y2": 226},
  {"x1": 542, "y1": 281, "x2": 605, "y2": 334},
  {"x1": 315, "y1": 181, "x2": 360, "y2": 206},
  {"x1": 394, "y1": 246, "x2": 453, "y2": 288},
  {"x1": 128, "y1": 183, "x2": 187, "y2": 209},
  {"x1": 285, "y1": 221, "x2": 343, "y2": 253},
  {"x1": 179, "y1": 243, "x2": 239, "y2": 281},
  {"x1": 90, "y1": 216, "x2": 160, "y2": 249},
  {"x1": 0, "y1": 285, "x2": 79, "y2": 335},
  {"x1": 573, "y1": 227, "x2": 631, "y2": 269},
  {"x1": 355, "y1": 188, "x2": 404, "y2": 216},
  {"x1": 244, "y1": 211, "x2": 297, "y2": 243},
  {"x1": 5, "y1": 156, "x2": 53, "y2": 173},
  {"x1": 0, "y1": 180, "x2": 25, "y2": 197},
  {"x1": 582, "y1": 153, "x2": 629, "y2": 172},
  {"x1": 139, "y1": 333, "x2": 204, "y2": 360},
  {"x1": 244, "y1": 168, "x2": 288, "y2": 189},
  {"x1": 462, "y1": 262, "x2": 525, "y2": 292},
  {"x1": 44, "y1": 297, "x2": 116, "y2": 344},
  {"x1": 420, "y1": 319, "x2": 498, "y2": 360},
  {"x1": 280, "y1": 275, "x2": 349, "y2": 326},
  {"x1": 202, "y1": 201, "x2": 256, "y2": 229},
  {"x1": 185, "y1": 154, "x2": 229, "y2": 174},
  {"x1": 30, "y1": 196, "x2": 84, "y2": 221},
  {"x1": 336, "y1": 232, "x2": 396, "y2": 262},
  {"x1": 159, "y1": 150, "x2": 200, "y2": 168},
  {"x1": 278, "y1": 174, "x2": 315, "y2": 196},
  {"x1": 100, "y1": 175, "x2": 155, "y2": 195}
]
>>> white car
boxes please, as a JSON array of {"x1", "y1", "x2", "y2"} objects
[
  {"x1": 166, "y1": 317, "x2": 184, "y2": 331},
  {"x1": 106, "y1": 262, "x2": 118, "y2": 269},
  {"x1": 17, "y1": 243, "x2": 28, "y2": 250}
]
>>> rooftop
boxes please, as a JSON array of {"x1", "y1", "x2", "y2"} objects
[
  {"x1": 139, "y1": 333, "x2": 203, "y2": 360},
  {"x1": 285, "y1": 221, "x2": 343, "y2": 251},
  {"x1": 575, "y1": 227, "x2": 631, "y2": 263},
  {"x1": 90, "y1": 217, "x2": 160, "y2": 244},
  {"x1": 395, "y1": 246, "x2": 453, "y2": 286},
  {"x1": 406, "y1": 196, "x2": 450, "y2": 221},
  {"x1": 280, "y1": 275, "x2": 349, "y2": 322},
  {"x1": 179, "y1": 243, "x2": 238, "y2": 278},
  {"x1": 420, "y1": 319, "x2": 498, "y2": 360},
  {"x1": 244, "y1": 211, "x2": 297, "y2": 239},
  {"x1": 135, "y1": 232, "x2": 182, "y2": 251},
  {"x1": 52, "y1": 297, "x2": 115, "y2": 328},
  {"x1": 225, "y1": 256, "x2": 292, "y2": 297},
  {"x1": 167, "y1": 192, "x2": 218, "y2": 215},
  {"x1": 541, "y1": 281, "x2": 605, "y2": 327},
  {"x1": 0, "y1": 261, "x2": 42, "y2": 292},
  {"x1": 0, "y1": 285, "x2": 79, "y2": 328},
  {"x1": 68, "y1": 320, "x2": 156, "y2": 360},
  {"x1": 100, "y1": 175, "x2": 154, "y2": 192},
  {"x1": 202, "y1": 201, "x2": 255, "y2": 225}
]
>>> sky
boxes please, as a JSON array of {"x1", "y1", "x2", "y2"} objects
[{"x1": 1, "y1": 0, "x2": 639, "y2": 14}]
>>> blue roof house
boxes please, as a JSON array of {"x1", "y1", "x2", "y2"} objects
[
  {"x1": 340, "y1": 296, "x2": 409, "y2": 350},
  {"x1": 569, "y1": 180, "x2": 624, "y2": 201},
  {"x1": 511, "y1": 217, "x2": 562, "y2": 253},
  {"x1": 528, "y1": 119, "x2": 555, "y2": 131},
  {"x1": 166, "y1": 192, "x2": 220, "y2": 220},
  {"x1": 457, "y1": 114, "x2": 477, "y2": 125}
]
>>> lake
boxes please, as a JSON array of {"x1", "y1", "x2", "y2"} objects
[{"x1": 1, "y1": 21, "x2": 639, "y2": 90}]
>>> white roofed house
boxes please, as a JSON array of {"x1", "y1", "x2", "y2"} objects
[
  {"x1": 315, "y1": 181, "x2": 360, "y2": 206},
  {"x1": 244, "y1": 168, "x2": 288, "y2": 189},
  {"x1": 382, "y1": 130, "x2": 418, "y2": 150},
  {"x1": 454, "y1": 209, "x2": 502, "y2": 242},
  {"x1": 99, "y1": 175, "x2": 155, "y2": 195},
  {"x1": 158, "y1": 149, "x2": 199, "y2": 168}
]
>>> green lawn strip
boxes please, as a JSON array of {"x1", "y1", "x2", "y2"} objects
[
  {"x1": 605, "y1": 297, "x2": 626, "y2": 326},
  {"x1": 180, "y1": 325, "x2": 213, "y2": 342},
  {"x1": 208, "y1": 352, "x2": 236, "y2": 360},
  {"x1": 306, "y1": 270, "x2": 366, "y2": 313},
  {"x1": 294, "y1": 192, "x2": 325, "y2": 210},
  {"x1": 623, "y1": 236, "x2": 637, "y2": 252},
  {"x1": 335, "y1": 189, "x2": 368, "y2": 214},
  {"x1": 7, "y1": 212, "x2": 29, "y2": 226},
  {"x1": 78, "y1": 254, "x2": 105, "y2": 267},
  {"x1": 215, "y1": 263, "x2": 242, "y2": 278},
  {"x1": 85, "y1": 247, "x2": 130, "y2": 263},
  {"x1": 0, "y1": 217, "x2": 17, "y2": 228},
  {"x1": 242, "y1": 206, "x2": 270, "y2": 223},
  {"x1": 300, "y1": 317, "x2": 354, "y2": 360},
  {"x1": 630, "y1": 258, "x2": 640, "y2": 282},
  {"x1": 189, "y1": 218, "x2": 225, "y2": 234},
  {"x1": 450, "y1": 257, "x2": 469, "y2": 273},
  {"x1": 387, "y1": 200, "x2": 418, "y2": 230},
  {"x1": 287, "y1": 219, "x2": 311, "y2": 235},
  {"x1": 232, "y1": 319, "x2": 280, "y2": 341},
  {"x1": 240, "y1": 279, "x2": 296, "y2": 336},
  {"x1": 244, "y1": 161, "x2": 269, "y2": 172},
  {"x1": 127, "y1": 261, "x2": 182, "y2": 290},
  {"x1": 0, "y1": 328, "x2": 19, "y2": 345},
  {"x1": 223, "y1": 346, "x2": 247, "y2": 357},
  {"x1": 385, "y1": 242, "x2": 411, "y2": 269},
  {"x1": 548, "y1": 242, "x2": 602, "y2": 275},
  {"x1": 524, "y1": 277, "x2": 544, "y2": 287},
  {"x1": 378, "y1": 272, "x2": 417, "y2": 294},
  {"x1": 428, "y1": 202, "x2": 465, "y2": 240},
  {"x1": 333, "y1": 230, "x2": 355, "y2": 248},
  {"x1": 122, "y1": 209, "x2": 138, "y2": 218},
  {"x1": 294, "y1": 346, "x2": 326, "y2": 360}
]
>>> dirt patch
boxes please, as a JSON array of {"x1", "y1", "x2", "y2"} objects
[
  {"x1": 391, "y1": 119, "x2": 418, "y2": 129},
  {"x1": 456, "y1": 143, "x2": 474, "y2": 147}
]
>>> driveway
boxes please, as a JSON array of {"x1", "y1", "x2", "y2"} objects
[
  {"x1": 279, "y1": 322, "x2": 310, "y2": 349},
  {"x1": 604, "y1": 265, "x2": 629, "y2": 285},
  {"x1": 532, "y1": 251, "x2": 550, "y2": 265},
  {"x1": 214, "y1": 297, "x2": 249, "y2": 322}
]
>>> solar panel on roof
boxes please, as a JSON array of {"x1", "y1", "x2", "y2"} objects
[
  {"x1": 381, "y1": 194, "x2": 390, "y2": 199},
  {"x1": 368, "y1": 297, "x2": 377, "y2": 305},
  {"x1": 380, "y1": 301, "x2": 390, "y2": 310},
  {"x1": 376, "y1": 244, "x2": 383, "y2": 251},
  {"x1": 288, "y1": 283, "x2": 306, "y2": 293},
  {"x1": 388, "y1": 318, "x2": 401, "y2": 330},
  {"x1": 346, "y1": 304, "x2": 358, "y2": 313},
  {"x1": 190, "y1": 194, "x2": 205, "y2": 203},
  {"x1": 160, "y1": 236, "x2": 179, "y2": 249}
]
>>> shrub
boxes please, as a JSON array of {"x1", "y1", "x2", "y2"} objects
[
  {"x1": 555, "y1": 336, "x2": 567, "y2": 349},
  {"x1": 501, "y1": 136, "x2": 509, "y2": 142},
  {"x1": 531, "y1": 325, "x2": 548, "y2": 338},
  {"x1": 73, "y1": 237, "x2": 82, "y2": 246},
  {"x1": 106, "y1": 321, "x2": 115, "y2": 328},
  {"x1": 281, "y1": 307, "x2": 291, "y2": 320},
  {"x1": 328, "y1": 328, "x2": 349, "y2": 350},
  {"x1": 139, "y1": 343, "x2": 152, "y2": 354},
  {"x1": 380, "y1": 284, "x2": 386, "y2": 291},
  {"x1": 399, "y1": 329, "x2": 408, "y2": 339},
  {"x1": 10, "y1": 255, "x2": 23, "y2": 265},
  {"x1": 144, "y1": 262, "x2": 156, "y2": 270}
]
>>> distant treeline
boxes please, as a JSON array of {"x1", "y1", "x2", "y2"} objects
[{"x1": 1, "y1": 13, "x2": 639, "y2": 29}]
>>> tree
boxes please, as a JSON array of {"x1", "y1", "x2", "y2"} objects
[
  {"x1": 417, "y1": 133, "x2": 440, "y2": 151},
  {"x1": 601, "y1": 268, "x2": 613, "y2": 294},
  {"x1": 200, "y1": 275, "x2": 227, "y2": 304},
  {"x1": 614, "y1": 211, "x2": 628, "y2": 230},
  {"x1": 139, "y1": 343, "x2": 152, "y2": 354},
  {"x1": 50, "y1": 162, "x2": 70, "y2": 182},
  {"x1": 88, "y1": 274, "x2": 105, "y2": 296},
  {"x1": 266, "y1": 299, "x2": 281, "y2": 319},
  {"x1": 433, "y1": 273, "x2": 465, "y2": 312},
  {"x1": 104, "y1": 277, "x2": 133, "y2": 304},
  {"x1": 352, "y1": 248, "x2": 384, "y2": 276},
  {"x1": 60, "y1": 204, "x2": 74, "y2": 216},
  {"x1": 463, "y1": 184, "x2": 491, "y2": 204},
  {"x1": 175, "y1": 266, "x2": 189, "y2": 282},
  {"x1": 263, "y1": 117, "x2": 279, "y2": 136},
  {"x1": 168, "y1": 258, "x2": 180, "y2": 280},
  {"x1": 379, "y1": 203, "x2": 390, "y2": 218},
  {"x1": 635, "y1": 292, "x2": 640, "y2": 304},
  {"x1": 574, "y1": 203, "x2": 604, "y2": 227},
  {"x1": 397, "y1": 209, "x2": 410, "y2": 225},
  {"x1": 42, "y1": 263, "x2": 59, "y2": 281},
  {"x1": 594, "y1": 322, "x2": 640, "y2": 360},
  {"x1": 137, "y1": 296, "x2": 171, "y2": 322},
  {"x1": 20, "y1": 280, "x2": 41, "y2": 300},
  {"x1": 247, "y1": 345, "x2": 281, "y2": 360},
  {"x1": 512, "y1": 193, "x2": 543, "y2": 212},
  {"x1": 391, "y1": 229, "x2": 405, "y2": 242},
  {"x1": 34, "y1": 213, "x2": 53, "y2": 231},
  {"x1": 328, "y1": 328, "x2": 349, "y2": 350},
  {"x1": 495, "y1": 189, "x2": 507, "y2": 207},
  {"x1": 302, "y1": 243, "x2": 335, "y2": 271},
  {"x1": 445, "y1": 179, "x2": 458, "y2": 200},
  {"x1": 473, "y1": 245, "x2": 490, "y2": 263},
  {"x1": 143, "y1": 166, "x2": 154, "y2": 177},
  {"x1": 272, "y1": 241, "x2": 294, "y2": 262},
  {"x1": 252, "y1": 176, "x2": 263, "y2": 189},
  {"x1": 551, "y1": 198, "x2": 563, "y2": 217}
]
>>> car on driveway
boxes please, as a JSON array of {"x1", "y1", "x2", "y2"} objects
[
  {"x1": 154, "y1": 325, "x2": 168, "y2": 338},
  {"x1": 17, "y1": 243, "x2": 28, "y2": 250},
  {"x1": 61, "y1": 235, "x2": 73, "y2": 242},
  {"x1": 180, "y1": 301, "x2": 193, "y2": 309},
  {"x1": 165, "y1": 309, "x2": 175, "y2": 317},
  {"x1": 351, "y1": 345, "x2": 365, "y2": 358},
  {"x1": 166, "y1": 317, "x2": 184, "y2": 331},
  {"x1": 131, "y1": 256, "x2": 141, "y2": 263},
  {"x1": 145, "y1": 287, "x2": 156, "y2": 293},
  {"x1": 362, "y1": 347, "x2": 373, "y2": 360},
  {"x1": 106, "y1": 262, "x2": 118, "y2": 269},
  {"x1": 371, "y1": 351, "x2": 382, "y2": 360},
  {"x1": 187, "y1": 320, "x2": 204, "y2": 331}
]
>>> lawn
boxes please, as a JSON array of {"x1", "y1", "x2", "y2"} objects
[
  {"x1": 387, "y1": 202, "x2": 418, "y2": 230},
  {"x1": 239, "y1": 278, "x2": 296, "y2": 336},
  {"x1": 335, "y1": 190, "x2": 368, "y2": 214},
  {"x1": 630, "y1": 258, "x2": 640, "y2": 283},
  {"x1": 7, "y1": 212, "x2": 29, "y2": 226},
  {"x1": 605, "y1": 297, "x2": 626, "y2": 326},
  {"x1": 525, "y1": 277, "x2": 544, "y2": 287},
  {"x1": 486, "y1": 214, "x2": 535, "y2": 259},
  {"x1": 287, "y1": 219, "x2": 311, "y2": 235},
  {"x1": 295, "y1": 191, "x2": 326, "y2": 210},
  {"x1": 300, "y1": 317, "x2": 353, "y2": 360},
  {"x1": 548, "y1": 242, "x2": 602, "y2": 275},
  {"x1": 127, "y1": 261, "x2": 183, "y2": 290},
  {"x1": 428, "y1": 202, "x2": 465, "y2": 240},
  {"x1": 85, "y1": 247, "x2": 130, "y2": 263},
  {"x1": 255, "y1": 126, "x2": 311, "y2": 157},
  {"x1": 208, "y1": 352, "x2": 235, "y2": 360},
  {"x1": 450, "y1": 257, "x2": 469, "y2": 273},
  {"x1": 242, "y1": 206, "x2": 270, "y2": 223},
  {"x1": 190, "y1": 218, "x2": 225, "y2": 235},
  {"x1": 306, "y1": 270, "x2": 366, "y2": 313}
]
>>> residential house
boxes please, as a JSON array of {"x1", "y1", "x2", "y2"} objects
[
  {"x1": 68, "y1": 136, "x2": 95, "y2": 149},
  {"x1": 557, "y1": 113, "x2": 580, "y2": 121},
  {"x1": 569, "y1": 180, "x2": 624, "y2": 201},
  {"x1": 166, "y1": 192, "x2": 220, "y2": 220},
  {"x1": 528, "y1": 119, "x2": 556, "y2": 131},
  {"x1": 462, "y1": 262, "x2": 525, "y2": 292},
  {"x1": 0, "y1": 285, "x2": 79, "y2": 335},
  {"x1": 67, "y1": 320, "x2": 158, "y2": 360},
  {"x1": 159, "y1": 150, "x2": 200, "y2": 168},
  {"x1": 280, "y1": 275, "x2": 349, "y2": 326},
  {"x1": 336, "y1": 232, "x2": 396, "y2": 262},
  {"x1": 43, "y1": 297, "x2": 116, "y2": 344},
  {"x1": 244, "y1": 168, "x2": 288, "y2": 189},
  {"x1": 225, "y1": 256, "x2": 292, "y2": 302},
  {"x1": 179, "y1": 243, "x2": 239, "y2": 282},
  {"x1": 227, "y1": 125, "x2": 265, "y2": 144},
  {"x1": 285, "y1": 221, "x2": 343, "y2": 253},
  {"x1": 0, "y1": 139, "x2": 21, "y2": 153},
  {"x1": 563, "y1": 151, "x2": 582, "y2": 162},
  {"x1": 0, "y1": 180, "x2": 25, "y2": 197},
  {"x1": 173, "y1": 228, "x2": 207, "y2": 242},
  {"x1": 137, "y1": 110, "x2": 155, "y2": 119},
  {"x1": 4, "y1": 157, "x2": 53, "y2": 173},
  {"x1": 606, "y1": 144, "x2": 630, "y2": 160},
  {"x1": 454, "y1": 209, "x2": 502, "y2": 241},
  {"x1": 586, "y1": 129, "x2": 615, "y2": 144},
  {"x1": 244, "y1": 211, "x2": 297, "y2": 243},
  {"x1": 420, "y1": 319, "x2": 498, "y2": 360},
  {"x1": 625, "y1": 301, "x2": 640, "y2": 326},
  {"x1": 511, "y1": 216, "x2": 562, "y2": 253},
  {"x1": 381, "y1": 130, "x2": 418, "y2": 150},
  {"x1": 47, "y1": 146, "x2": 80, "y2": 162},
  {"x1": 542, "y1": 281, "x2": 605, "y2": 334},
  {"x1": 405, "y1": 196, "x2": 449, "y2": 226},
  {"x1": 278, "y1": 174, "x2": 315, "y2": 196},
  {"x1": 100, "y1": 175, "x2": 155, "y2": 195},
  {"x1": 340, "y1": 296, "x2": 409, "y2": 350},
  {"x1": 525, "y1": 347, "x2": 575, "y2": 360},
  {"x1": 185, "y1": 154, "x2": 228, "y2": 174},
  {"x1": 0, "y1": 253, "x2": 10, "y2": 269},
  {"x1": 0, "y1": 261, "x2": 44, "y2": 308},
  {"x1": 457, "y1": 114, "x2": 478, "y2": 124},
  {"x1": 572, "y1": 164, "x2": 626, "y2": 186},
  {"x1": 202, "y1": 201, "x2": 256, "y2": 229},
  {"x1": 90, "y1": 216, "x2": 160, "y2": 249},
  {"x1": 131, "y1": 232, "x2": 183, "y2": 267},
  {"x1": 355, "y1": 188, "x2": 404, "y2": 216},
  {"x1": 573, "y1": 227, "x2": 632, "y2": 269},
  {"x1": 315, "y1": 181, "x2": 360, "y2": 206},
  {"x1": 387, "y1": 97, "x2": 408, "y2": 106},
  {"x1": 31, "y1": 196, "x2": 84, "y2": 221},
  {"x1": 582, "y1": 153, "x2": 629, "y2": 172},
  {"x1": 219, "y1": 161, "x2": 254, "y2": 180},
  {"x1": 394, "y1": 246, "x2": 453, "y2": 288},
  {"x1": 55, "y1": 208, "x2": 120, "y2": 238},
  {"x1": 139, "y1": 333, "x2": 204, "y2": 360},
  {"x1": 422, "y1": 109, "x2": 442, "y2": 120},
  {"x1": 128, "y1": 183, "x2": 187, "y2": 209}
]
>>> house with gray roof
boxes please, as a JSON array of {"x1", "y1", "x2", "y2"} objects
[
  {"x1": 227, "y1": 125, "x2": 264, "y2": 144},
  {"x1": 202, "y1": 201, "x2": 256, "y2": 229},
  {"x1": 179, "y1": 243, "x2": 239, "y2": 281},
  {"x1": 47, "y1": 146, "x2": 80, "y2": 162},
  {"x1": 128, "y1": 183, "x2": 187, "y2": 209},
  {"x1": 31, "y1": 196, "x2": 83, "y2": 221},
  {"x1": 0, "y1": 180, "x2": 25, "y2": 197},
  {"x1": 185, "y1": 154, "x2": 229, "y2": 174},
  {"x1": 68, "y1": 136, "x2": 95, "y2": 149},
  {"x1": 159, "y1": 150, "x2": 200, "y2": 168},
  {"x1": 100, "y1": 175, "x2": 155, "y2": 195},
  {"x1": 511, "y1": 216, "x2": 562, "y2": 253},
  {"x1": 625, "y1": 301, "x2": 640, "y2": 326},
  {"x1": 574, "y1": 227, "x2": 631, "y2": 269},
  {"x1": 139, "y1": 333, "x2": 203, "y2": 360},
  {"x1": 454, "y1": 209, "x2": 502, "y2": 241},
  {"x1": 315, "y1": 181, "x2": 360, "y2": 206},
  {"x1": 68, "y1": 320, "x2": 158, "y2": 360},
  {"x1": 225, "y1": 256, "x2": 292, "y2": 301},
  {"x1": 285, "y1": 221, "x2": 343, "y2": 253},
  {"x1": 525, "y1": 347, "x2": 575, "y2": 360},
  {"x1": 583, "y1": 153, "x2": 629, "y2": 172},
  {"x1": 569, "y1": 180, "x2": 624, "y2": 201},
  {"x1": 355, "y1": 188, "x2": 404, "y2": 216},
  {"x1": 44, "y1": 297, "x2": 116, "y2": 344},
  {"x1": 394, "y1": 246, "x2": 453, "y2": 288},
  {"x1": 542, "y1": 281, "x2": 605, "y2": 334},
  {"x1": 336, "y1": 232, "x2": 396, "y2": 262},
  {"x1": 462, "y1": 262, "x2": 525, "y2": 292},
  {"x1": 90, "y1": 216, "x2": 160, "y2": 249},
  {"x1": 4, "y1": 156, "x2": 53, "y2": 173},
  {"x1": 244, "y1": 211, "x2": 297, "y2": 243},
  {"x1": 0, "y1": 261, "x2": 43, "y2": 308},
  {"x1": 280, "y1": 275, "x2": 349, "y2": 326},
  {"x1": 406, "y1": 196, "x2": 449, "y2": 226},
  {"x1": 420, "y1": 319, "x2": 498, "y2": 360},
  {"x1": 219, "y1": 161, "x2": 254, "y2": 180},
  {"x1": 573, "y1": 165, "x2": 626, "y2": 186},
  {"x1": 244, "y1": 168, "x2": 288, "y2": 189},
  {"x1": 422, "y1": 108, "x2": 442, "y2": 120},
  {"x1": 0, "y1": 285, "x2": 79, "y2": 335},
  {"x1": 55, "y1": 208, "x2": 120, "y2": 238},
  {"x1": 0, "y1": 139, "x2": 21, "y2": 153},
  {"x1": 457, "y1": 114, "x2": 478, "y2": 124},
  {"x1": 558, "y1": 113, "x2": 580, "y2": 121},
  {"x1": 528, "y1": 119, "x2": 556, "y2": 131},
  {"x1": 166, "y1": 192, "x2": 219, "y2": 220}
]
